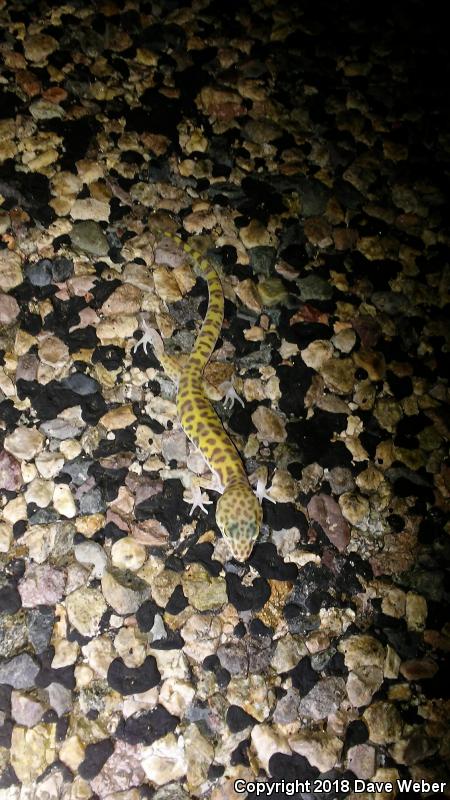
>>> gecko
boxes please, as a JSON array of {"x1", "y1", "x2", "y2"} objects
[{"x1": 134, "y1": 230, "x2": 271, "y2": 561}]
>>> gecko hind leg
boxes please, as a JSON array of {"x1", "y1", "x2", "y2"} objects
[{"x1": 133, "y1": 320, "x2": 182, "y2": 384}]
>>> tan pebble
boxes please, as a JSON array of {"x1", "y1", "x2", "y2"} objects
[
  {"x1": 111, "y1": 537, "x2": 147, "y2": 571},
  {"x1": 59, "y1": 735, "x2": 85, "y2": 771},
  {"x1": 25, "y1": 477, "x2": 54, "y2": 508},
  {"x1": 100, "y1": 404, "x2": 137, "y2": 431},
  {"x1": 66, "y1": 586, "x2": 107, "y2": 637},
  {"x1": 35, "y1": 451, "x2": 65, "y2": 479},
  {"x1": 53, "y1": 484, "x2": 76, "y2": 518},
  {"x1": 3, "y1": 496, "x2": 27, "y2": 524},
  {"x1": 252, "y1": 406, "x2": 287, "y2": 443},
  {"x1": 4, "y1": 426, "x2": 44, "y2": 460}
]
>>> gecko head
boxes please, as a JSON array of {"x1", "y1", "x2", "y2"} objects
[{"x1": 216, "y1": 486, "x2": 262, "y2": 561}]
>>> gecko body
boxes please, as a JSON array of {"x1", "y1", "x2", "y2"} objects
[{"x1": 135, "y1": 231, "x2": 262, "y2": 561}]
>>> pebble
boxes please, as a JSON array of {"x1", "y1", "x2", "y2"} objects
[
  {"x1": 141, "y1": 733, "x2": 187, "y2": 785},
  {"x1": 307, "y1": 494, "x2": 350, "y2": 551},
  {"x1": 332, "y1": 328, "x2": 356, "y2": 353},
  {"x1": 321, "y1": 357, "x2": 356, "y2": 394},
  {"x1": 70, "y1": 220, "x2": 109, "y2": 256},
  {"x1": 297, "y1": 677, "x2": 347, "y2": 720},
  {"x1": 35, "y1": 451, "x2": 65, "y2": 479},
  {"x1": 0, "y1": 653, "x2": 40, "y2": 689},
  {"x1": 338, "y1": 491, "x2": 370, "y2": 526},
  {"x1": 0, "y1": 450, "x2": 23, "y2": 491},
  {"x1": 251, "y1": 724, "x2": 290, "y2": 773},
  {"x1": 301, "y1": 340, "x2": 334, "y2": 370},
  {"x1": 47, "y1": 682, "x2": 73, "y2": 716},
  {"x1": 25, "y1": 477, "x2": 54, "y2": 508},
  {"x1": 288, "y1": 730, "x2": 342, "y2": 772},
  {"x1": 0, "y1": 249, "x2": 23, "y2": 291},
  {"x1": 53, "y1": 484, "x2": 77, "y2": 518},
  {"x1": 59, "y1": 735, "x2": 86, "y2": 772},
  {"x1": 363, "y1": 701, "x2": 404, "y2": 744},
  {"x1": 11, "y1": 691, "x2": 45, "y2": 727},
  {"x1": 10, "y1": 723, "x2": 57, "y2": 783},
  {"x1": 399, "y1": 658, "x2": 438, "y2": 681},
  {"x1": 23, "y1": 33, "x2": 58, "y2": 62},
  {"x1": 90, "y1": 740, "x2": 146, "y2": 796},
  {"x1": 4, "y1": 427, "x2": 44, "y2": 461},
  {"x1": 100, "y1": 404, "x2": 137, "y2": 431},
  {"x1": 38, "y1": 335, "x2": 70, "y2": 368},
  {"x1": 65, "y1": 586, "x2": 107, "y2": 637},
  {"x1": 74, "y1": 540, "x2": 107, "y2": 579},
  {"x1": 405, "y1": 592, "x2": 427, "y2": 631},
  {"x1": 346, "y1": 743, "x2": 376, "y2": 779},
  {"x1": 251, "y1": 406, "x2": 287, "y2": 443},
  {"x1": 3, "y1": 494, "x2": 27, "y2": 524},
  {"x1": 19, "y1": 563, "x2": 65, "y2": 606},
  {"x1": 0, "y1": 292, "x2": 19, "y2": 324},
  {"x1": 181, "y1": 563, "x2": 228, "y2": 611},
  {"x1": 111, "y1": 537, "x2": 147, "y2": 572},
  {"x1": 347, "y1": 666, "x2": 384, "y2": 706},
  {"x1": 101, "y1": 568, "x2": 150, "y2": 615}
]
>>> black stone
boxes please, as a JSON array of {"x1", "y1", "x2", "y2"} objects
[
  {"x1": 230, "y1": 737, "x2": 250, "y2": 767},
  {"x1": 225, "y1": 573, "x2": 271, "y2": 612},
  {"x1": 135, "y1": 600, "x2": 158, "y2": 632},
  {"x1": 0, "y1": 764, "x2": 19, "y2": 789},
  {"x1": 248, "y1": 543, "x2": 298, "y2": 581},
  {"x1": 216, "y1": 667, "x2": 231, "y2": 688},
  {"x1": 78, "y1": 739, "x2": 114, "y2": 780},
  {"x1": 345, "y1": 719, "x2": 369, "y2": 748},
  {"x1": 116, "y1": 705, "x2": 179, "y2": 745},
  {"x1": 288, "y1": 656, "x2": 319, "y2": 692},
  {"x1": 165, "y1": 584, "x2": 188, "y2": 615},
  {"x1": 24, "y1": 259, "x2": 53, "y2": 287},
  {"x1": 226, "y1": 705, "x2": 258, "y2": 733},
  {"x1": 269, "y1": 751, "x2": 319, "y2": 782},
  {"x1": 183, "y1": 543, "x2": 221, "y2": 576},
  {"x1": 249, "y1": 618, "x2": 273, "y2": 638},
  {"x1": 107, "y1": 656, "x2": 160, "y2": 695}
]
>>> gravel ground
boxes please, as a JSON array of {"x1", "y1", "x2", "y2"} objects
[{"x1": 0, "y1": 1, "x2": 449, "y2": 798}]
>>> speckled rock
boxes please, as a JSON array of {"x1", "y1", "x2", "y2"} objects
[
  {"x1": 0, "y1": 450, "x2": 23, "y2": 491},
  {"x1": 101, "y1": 568, "x2": 150, "y2": 615},
  {"x1": 363, "y1": 701, "x2": 404, "y2": 744},
  {"x1": 65, "y1": 586, "x2": 107, "y2": 637},
  {"x1": 181, "y1": 564, "x2": 227, "y2": 611},
  {"x1": 10, "y1": 723, "x2": 57, "y2": 783},
  {"x1": 0, "y1": 654, "x2": 40, "y2": 689},
  {"x1": 19, "y1": 563, "x2": 66, "y2": 606},
  {"x1": 70, "y1": 220, "x2": 109, "y2": 256},
  {"x1": 288, "y1": 730, "x2": 342, "y2": 772},
  {"x1": 141, "y1": 733, "x2": 187, "y2": 786},
  {"x1": 297, "y1": 677, "x2": 347, "y2": 720}
]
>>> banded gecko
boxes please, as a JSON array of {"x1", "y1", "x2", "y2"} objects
[{"x1": 134, "y1": 231, "x2": 271, "y2": 561}]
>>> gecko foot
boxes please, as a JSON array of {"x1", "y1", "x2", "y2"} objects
[
  {"x1": 133, "y1": 320, "x2": 164, "y2": 357},
  {"x1": 255, "y1": 476, "x2": 275, "y2": 505},
  {"x1": 186, "y1": 483, "x2": 213, "y2": 516},
  {"x1": 220, "y1": 381, "x2": 245, "y2": 410}
]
